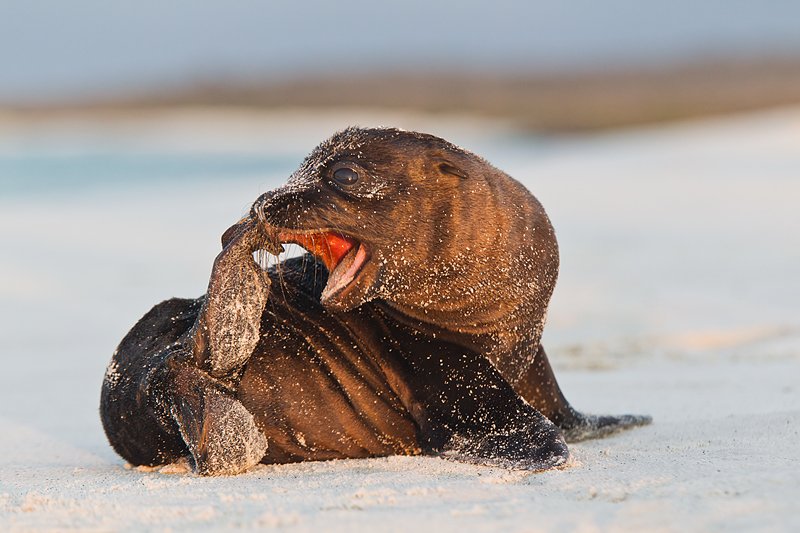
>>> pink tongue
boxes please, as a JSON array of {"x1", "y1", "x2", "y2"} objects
[{"x1": 323, "y1": 242, "x2": 367, "y2": 301}]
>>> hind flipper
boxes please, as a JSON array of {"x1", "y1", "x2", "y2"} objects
[{"x1": 171, "y1": 364, "x2": 268, "y2": 476}]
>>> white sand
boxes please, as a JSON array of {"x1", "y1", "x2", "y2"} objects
[{"x1": 0, "y1": 109, "x2": 798, "y2": 531}]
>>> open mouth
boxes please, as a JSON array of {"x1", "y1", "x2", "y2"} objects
[{"x1": 277, "y1": 229, "x2": 369, "y2": 301}]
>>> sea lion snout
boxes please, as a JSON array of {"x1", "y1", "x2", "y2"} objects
[
  {"x1": 251, "y1": 172, "x2": 330, "y2": 230},
  {"x1": 250, "y1": 188, "x2": 299, "y2": 230},
  {"x1": 247, "y1": 178, "x2": 378, "y2": 310}
]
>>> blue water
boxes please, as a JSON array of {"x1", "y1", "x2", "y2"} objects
[
  {"x1": 0, "y1": 151, "x2": 302, "y2": 199},
  {"x1": 0, "y1": 129, "x2": 554, "y2": 200}
]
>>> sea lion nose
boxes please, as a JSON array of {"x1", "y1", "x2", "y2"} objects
[
  {"x1": 251, "y1": 185, "x2": 311, "y2": 230},
  {"x1": 250, "y1": 190, "x2": 278, "y2": 222}
]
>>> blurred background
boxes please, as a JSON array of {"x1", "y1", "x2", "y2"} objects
[
  {"x1": 3, "y1": 4, "x2": 800, "y2": 529},
  {"x1": 3, "y1": 0, "x2": 800, "y2": 198},
  {"x1": 4, "y1": 0, "x2": 800, "y2": 124},
  {"x1": 1, "y1": 0, "x2": 799, "y2": 455}
]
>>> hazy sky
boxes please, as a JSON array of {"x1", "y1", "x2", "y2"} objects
[{"x1": 2, "y1": 0, "x2": 800, "y2": 103}]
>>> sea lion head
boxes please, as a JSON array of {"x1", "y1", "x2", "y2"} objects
[{"x1": 252, "y1": 127, "x2": 558, "y2": 368}]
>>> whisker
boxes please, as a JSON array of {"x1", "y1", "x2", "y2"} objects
[
  {"x1": 308, "y1": 232, "x2": 323, "y2": 297},
  {"x1": 275, "y1": 243, "x2": 291, "y2": 309},
  {"x1": 319, "y1": 212, "x2": 348, "y2": 245}
]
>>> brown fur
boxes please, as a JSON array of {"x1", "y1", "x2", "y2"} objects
[{"x1": 100, "y1": 127, "x2": 649, "y2": 475}]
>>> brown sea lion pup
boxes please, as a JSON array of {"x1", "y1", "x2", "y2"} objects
[{"x1": 100, "y1": 127, "x2": 650, "y2": 475}]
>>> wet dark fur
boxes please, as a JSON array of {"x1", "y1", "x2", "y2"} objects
[{"x1": 100, "y1": 127, "x2": 650, "y2": 475}]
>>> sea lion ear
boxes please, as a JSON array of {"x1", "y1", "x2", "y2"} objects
[{"x1": 436, "y1": 159, "x2": 468, "y2": 179}]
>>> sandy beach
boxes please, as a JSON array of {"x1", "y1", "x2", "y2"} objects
[{"x1": 0, "y1": 108, "x2": 798, "y2": 531}]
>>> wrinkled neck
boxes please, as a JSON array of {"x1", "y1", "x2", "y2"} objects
[{"x1": 378, "y1": 181, "x2": 559, "y2": 381}]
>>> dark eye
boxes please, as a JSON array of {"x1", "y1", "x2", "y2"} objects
[{"x1": 332, "y1": 167, "x2": 359, "y2": 186}]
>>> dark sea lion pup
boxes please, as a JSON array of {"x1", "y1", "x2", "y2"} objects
[{"x1": 100, "y1": 127, "x2": 650, "y2": 475}]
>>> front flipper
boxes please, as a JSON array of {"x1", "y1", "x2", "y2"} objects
[
  {"x1": 191, "y1": 217, "x2": 280, "y2": 378},
  {"x1": 170, "y1": 364, "x2": 268, "y2": 476},
  {"x1": 439, "y1": 408, "x2": 568, "y2": 471},
  {"x1": 386, "y1": 324, "x2": 569, "y2": 470},
  {"x1": 102, "y1": 216, "x2": 277, "y2": 474},
  {"x1": 558, "y1": 412, "x2": 652, "y2": 443},
  {"x1": 175, "y1": 217, "x2": 276, "y2": 474},
  {"x1": 514, "y1": 345, "x2": 652, "y2": 443}
]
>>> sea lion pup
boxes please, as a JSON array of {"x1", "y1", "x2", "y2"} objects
[{"x1": 100, "y1": 127, "x2": 650, "y2": 475}]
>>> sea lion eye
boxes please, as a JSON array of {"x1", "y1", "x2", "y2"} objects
[{"x1": 332, "y1": 167, "x2": 359, "y2": 186}]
